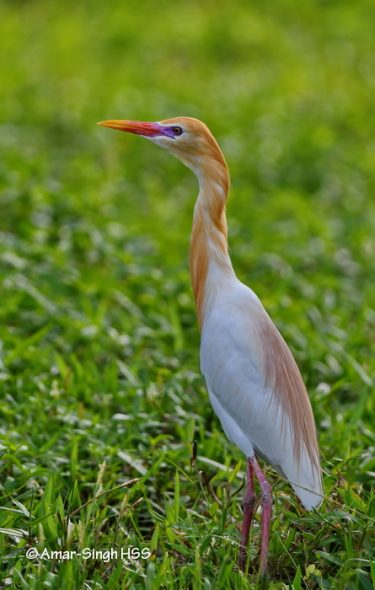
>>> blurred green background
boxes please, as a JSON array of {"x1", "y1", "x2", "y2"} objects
[{"x1": 0, "y1": 1, "x2": 374, "y2": 588}]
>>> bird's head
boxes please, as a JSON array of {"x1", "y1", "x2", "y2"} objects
[{"x1": 97, "y1": 116, "x2": 227, "y2": 178}]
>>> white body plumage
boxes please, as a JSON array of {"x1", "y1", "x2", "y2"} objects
[{"x1": 200, "y1": 270, "x2": 322, "y2": 509}]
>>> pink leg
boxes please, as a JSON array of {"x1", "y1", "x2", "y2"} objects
[
  {"x1": 239, "y1": 458, "x2": 257, "y2": 571},
  {"x1": 252, "y1": 457, "x2": 272, "y2": 577}
]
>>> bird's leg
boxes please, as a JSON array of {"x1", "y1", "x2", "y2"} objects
[
  {"x1": 239, "y1": 457, "x2": 257, "y2": 571},
  {"x1": 252, "y1": 457, "x2": 272, "y2": 578}
]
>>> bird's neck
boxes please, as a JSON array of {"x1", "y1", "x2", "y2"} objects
[{"x1": 189, "y1": 154, "x2": 235, "y2": 328}]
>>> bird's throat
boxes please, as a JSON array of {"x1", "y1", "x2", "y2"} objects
[{"x1": 189, "y1": 157, "x2": 233, "y2": 328}]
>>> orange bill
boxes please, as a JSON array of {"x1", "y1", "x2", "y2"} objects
[{"x1": 96, "y1": 120, "x2": 162, "y2": 137}]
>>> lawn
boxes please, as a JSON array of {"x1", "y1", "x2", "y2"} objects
[{"x1": 0, "y1": 0, "x2": 374, "y2": 588}]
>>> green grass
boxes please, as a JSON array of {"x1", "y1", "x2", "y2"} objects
[{"x1": 0, "y1": 0, "x2": 374, "y2": 588}]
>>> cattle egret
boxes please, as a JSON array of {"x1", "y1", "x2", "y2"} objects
[{"x1": 97, "y1": 117, "x2": 323, "y2": 576}]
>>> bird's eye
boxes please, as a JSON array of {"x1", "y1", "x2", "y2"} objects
[{"x1": 172, "y1": 126, "x2": 183, "y2": 136}]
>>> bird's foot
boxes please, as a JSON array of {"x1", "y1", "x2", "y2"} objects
[{"x1": 256, "y1": 569, "x2": 270, "y2": 590}]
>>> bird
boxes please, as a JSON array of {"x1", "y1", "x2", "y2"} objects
[{"x1": 97, "y1": 116, "x2": 323, "y2": 577}]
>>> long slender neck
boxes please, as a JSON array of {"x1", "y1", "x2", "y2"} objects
[{"x1": 189, "y1": 150, "x2": 235, "y2": 328}]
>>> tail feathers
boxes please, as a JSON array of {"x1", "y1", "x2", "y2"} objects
[
  {"x1": 286, "y1": 451, "x2": 323, "y2": 510},
  {"x1": 292, "y1": 478, "x2": 323, "y2": 510},
  {"x1": 256, "y1": 444, "x2": 323, "y2": 509}
]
